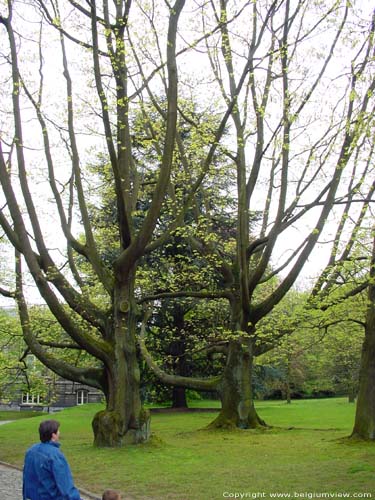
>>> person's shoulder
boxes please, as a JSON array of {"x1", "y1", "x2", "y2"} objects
[
  {"x1": 44, "y1": 442, "x2": 67, "y2": 461},
  {"x1": 24, "y1": 442, "x2": 47, "y2": 463},
  {"x1": 26, "y1": 441, "x2": 61, "y2": 456},
  {"x1": 25, "y1": 442, "x2": 41, "y2": 454},
  {"x1": 43, "y1": 441, "x2": 62, "y2": 453}
]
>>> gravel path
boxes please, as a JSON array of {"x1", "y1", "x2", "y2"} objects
[{"x1": 0, "y1": 462, "x2": 24, "y2": 499}]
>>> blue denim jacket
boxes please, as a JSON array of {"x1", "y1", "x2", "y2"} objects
[{"x1": 23, "y1": 441, "x2": 81, "y2": 500}]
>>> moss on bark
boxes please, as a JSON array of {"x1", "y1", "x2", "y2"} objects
[
  {"x1": 208, "y1": 403, "x2": 266, "y2": 430},
  {"x1": 350, "y1": 325, "x2": 375, "y2": 440},
  {"x1": 351, "y1": 242, "x2": 375, "y2": 441},
  {"x1": 92, "y1": 408, "x2": 151, "y2": 447},
  {"x1": 92, "y1": 410, "x2": 123, "y2": 447},
  {"x1": 207, "y1": 341, "x2": 267, "y2": 430}
]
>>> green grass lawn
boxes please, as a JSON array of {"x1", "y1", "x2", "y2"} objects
[
  {"x1": 0, "y1": 398, "x2": 374, "y2": 499},
  {"x1": 0, "y1": 410, "x2": 42, "y2": 420}
]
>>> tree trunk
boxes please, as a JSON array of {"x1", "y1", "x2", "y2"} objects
[
  {"x1": 351, "y1": 236, "x2": 375, "y2": 440},
  {"x1": 285, "y1": 382, "x2": 292, "y2": 404},
  {"x1": 172, "y1": 386, "x2": 188, "y2": 408},
  {"x1": 169, "y1": 315, "x2": 189, "y2": 409},
  {"x1": 351, "y1": 324, "x2": 375, "y2": 437},
  {"x1": 348, "y1": 385, "x2": 356, "y2": 403},
  {"x1": 92, "y1": 274, "x2": 151, "y2": 446},
  {"x1": 286, "y1": 361, "x2": 292, "y2": 404},
  {"x1": 351, "y1": 325, "x2": 375, "y2": 438},
  {"x1": 208, "y1": 340, "x2": 266, "y2": 429}
]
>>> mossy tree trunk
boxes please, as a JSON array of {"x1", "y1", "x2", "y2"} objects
[
  {"x1": 209, "y1": 339, "x2": 265, "y2": 430},
  {"x1": 92, "y1": 272, "x2": 150, "y2": 447},
  {"x1": 351, "y1": 235, "x2": 375, "y2": 439},
  {"x1": 351, "y1": 319, "x2": 375, "y2": 438}
]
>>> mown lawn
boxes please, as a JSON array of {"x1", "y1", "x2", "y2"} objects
[
  {"x1": 0, "y1": 398, "x2": 374, "y2": 500},
  {"x1": 0, "y1": 410, "x2": 41, "y2": 420}
]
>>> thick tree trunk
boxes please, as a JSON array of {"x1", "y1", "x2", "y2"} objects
[
  {"x1": 208, "y1": 340, "x2": 266, "y2": 429},
  {"x1": 351, "y1": 236, "x2": 375, "y2": 440},
  {"x1": 351, "y1": 321, "x2": 375, "y2": 438},
  {"x1": 92, "y1": 275, "x2": 151, "y2": 447},
  {"x1": 351, "y1": 327, "x2": 375, "y2": 438}
]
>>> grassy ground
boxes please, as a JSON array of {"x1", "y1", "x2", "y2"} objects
[
  {"x1": 0, "y1": 410, "x2": 42, "y2": 420},
  {"x1": 0, "y1": 398, "x2": 374, "y2": 499}
]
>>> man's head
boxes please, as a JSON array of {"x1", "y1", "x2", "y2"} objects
[
  {"x1": 39, "y1": 420, "x2": 60, "y2": 443},
  {"x1": 102, "y1": 490, "x2": 121, "y2": 500}
]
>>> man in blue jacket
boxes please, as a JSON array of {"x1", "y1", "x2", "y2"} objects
[{"x1": 23, "y1": 419, "x2": 82, "y2": 500}]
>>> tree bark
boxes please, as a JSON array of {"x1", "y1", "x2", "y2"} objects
[
  {"x1": 350, "y1": 321, "x2": 375, "y2": 438},
  {"x1": 348, "y1": 391, "x2": 356, "y2": 404},
  {"x1": 208, "y1": 340, "x2": 265, "y2": 429},
  {"x1": 172, "y1": 387, "x2": 188, "y2": 409},
  {"x1": 92, "y1": 273, "x2": 150, "y2": 446},
  {"x1": 170, "y1": 344, "x2": 189, "y2": 409},
  {"x1": 285, "y1": 383, "x2": 292, "y2": 405},
  {"x1": 351, "y1": 234, "x2": 375, "y2": 440},
  {"x1": 286, "y1": 362, "x2": 292, "y2": 404},
  {"x1": 170, "y1": 307, "x2": 189, "y2": 409}
]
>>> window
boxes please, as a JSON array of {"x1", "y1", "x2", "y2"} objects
[
  {"x1": 22, "y1": 393, "x2": 42, "y2": 405},
  {"x1": 76, "y1": 390, "x2": 88, "y2": 405}
]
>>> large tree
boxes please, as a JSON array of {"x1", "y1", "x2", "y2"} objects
[
  {"x1": 0, "y1": 0, "x2": 185, "y2": 446},
  {"x1": 140, "y1": 1, "x2": 375, "y2": 430},
  {"x1": 0, "y1": 0, "x2": 255, "y2": 446}
]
